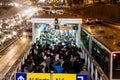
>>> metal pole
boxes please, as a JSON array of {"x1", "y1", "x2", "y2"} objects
[{"x1": 50, "y1": 71, "x2": 53, "y2": 80}]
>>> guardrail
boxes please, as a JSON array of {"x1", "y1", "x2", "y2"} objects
[
  {"x1": 0, "y1": 37, "x2": 19, "y2": 53},
  {"x1": 0, "y1": 32, "x2": 23, "y2": 53}
]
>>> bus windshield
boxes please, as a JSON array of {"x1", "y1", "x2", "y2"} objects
[{"x1": 112, "y1": 53, "x2": 120, "y2": 79}]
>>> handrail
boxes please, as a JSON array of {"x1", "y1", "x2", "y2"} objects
[{"x1": 81, "y1": 44, "x2": 109, "y2": 80}]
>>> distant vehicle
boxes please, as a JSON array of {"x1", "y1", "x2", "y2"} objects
[
  {"x1": 51, "y1": 10, "x2": 56, "y2": 14},
  {"x1": 42, "y1": 6, "x2": 52, "y2": 13},
  {"x1": 0, "y1": 35, "x2": 6, "y2": 46},
  {"x1": 3, "y1": 31, "x2": 13, "y2": 39},
  {"x1": 86, "y1": 18, "x2": 94, "y2": 25},
  {"x1": 0, "y1": 35, "x2": 3, "y2": 46},
  {"x1": 56, "y1": 10, "x2": 64, "y2": 15},
  {"x1": 24, "y1": 28, "x2": 32, "y2": 37},
  {"x1": 95, "y1": 18, "x2": 103, "y2": 24}
]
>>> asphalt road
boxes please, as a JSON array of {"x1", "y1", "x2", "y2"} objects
[{"x1": 0, "y1": 37, "x2": 31, "y2": 79}]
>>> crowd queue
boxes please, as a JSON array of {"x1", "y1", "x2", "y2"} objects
[{"x1": 21, "y1": 25, "x2": 90, "y2": 79}]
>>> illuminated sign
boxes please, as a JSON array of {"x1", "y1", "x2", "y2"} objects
[
  {"x1": 27, "y1": 73, "x2": 50, "y2": 80},
  {"x1": 53, "y1": 74, "x2": 76, "y2": 80},
  {"x1": 73, "y1": 26, "x2": 78, "y2": 30},
  {"x1": 15, "y1": 73, "x2": 50, "y2": 80},
  {"x1": 55, "y1": 25, "x2": 59, "y2": 30},
  {"x1": 76, "y1": 74, "x2": 88, "y2": 80},
  {"x1": 54, "y1": 25, "x2": 78, "y2": 30},
  {"x1": 26, "y1": 19, "x2": 31, "y2": 22},
  {"x1": 15, "y1": 73, "x2": 26, "y2": 80},
  {"x1": 59, "y1": 26, "x2": 73, "y2": 30}
]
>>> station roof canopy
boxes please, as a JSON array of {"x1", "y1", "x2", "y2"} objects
[{"x1": 32, "y1": 12, "x2": 81, "y2": 18}]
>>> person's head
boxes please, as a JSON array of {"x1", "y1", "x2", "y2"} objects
[
  {"x1": 56, "y1": 60, "x2": 60, "y2": 65},
  {"x1": 82, "y1": 65, "x2": 87, "y2": 70},
  {"x1": 24, "y1": 66, "x2": 28, "y2": 72}
]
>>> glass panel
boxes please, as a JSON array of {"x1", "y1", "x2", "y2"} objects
[{"x1": 92, "y1": 41, "x2": 110, "y2": 77}]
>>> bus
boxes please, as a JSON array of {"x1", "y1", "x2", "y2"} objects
[{"x1": 81, "y1": 23, "x2": 120, "y2": 80}]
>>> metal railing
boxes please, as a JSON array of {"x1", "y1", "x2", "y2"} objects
[{"x1": 80, "y1": 43, "x2": 109, "y2": 80}]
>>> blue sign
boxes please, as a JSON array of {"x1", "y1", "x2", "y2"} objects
[
  {"x1": 76, "y1": 74, "x2": 88, "y2": 80},
  {"x1": 73, "y1": 26, "x2": 78, "y2": 30},
  {"x1": 15, "y1": 73, "x2": 26, "y2": 80},
  {"x1": 55, "y1": 25, "x2": 59, "y2": 30}
]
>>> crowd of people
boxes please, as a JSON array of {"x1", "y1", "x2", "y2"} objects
[
  {"x1": 21, "y1": 25, "x2": 89, "y2": 77},
  {"x1": 21, "y1": 41, "x2": 85, "y2": 73}
]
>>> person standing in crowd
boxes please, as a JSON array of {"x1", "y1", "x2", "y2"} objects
[
  {"x1": 45, "y1": 54, "x2": 51, "y2": 72},
  {"x1": 73, "y1": 58, "x2": 83, "y2": 73},
  {"x1": 23, "y1": 66, "x2": 28, "y2": 72},
  {"x1": 52, "y1": 60, "x2": 63, "y2": 73},
  {"x1": 80, "y1": 65, "x2": 90, "y2": 80},
  {"x1": 40, "y1": 59, "x2": 47, "y2": 73}
]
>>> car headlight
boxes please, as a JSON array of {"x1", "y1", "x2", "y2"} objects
[{"x1": 23, "y1": 32, "x2": 26, "y2": 36}]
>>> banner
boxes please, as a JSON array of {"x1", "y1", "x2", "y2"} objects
[
  {"x1": 54, "y1": 25, "x2": 78, "y2": 30},
  {"x1": 53, "y1": 74, "x2": 76, "y2": 80},
  {"x1": 27, "y1": 73, "x2": 50, "y2": 80},
  {"x1": 15, "y1": 73, "x2": 88, "y2": 80}
]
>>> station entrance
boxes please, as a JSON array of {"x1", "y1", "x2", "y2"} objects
[{"x1": 31, "y1": 18, "x2": 82, "y2": 47}]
